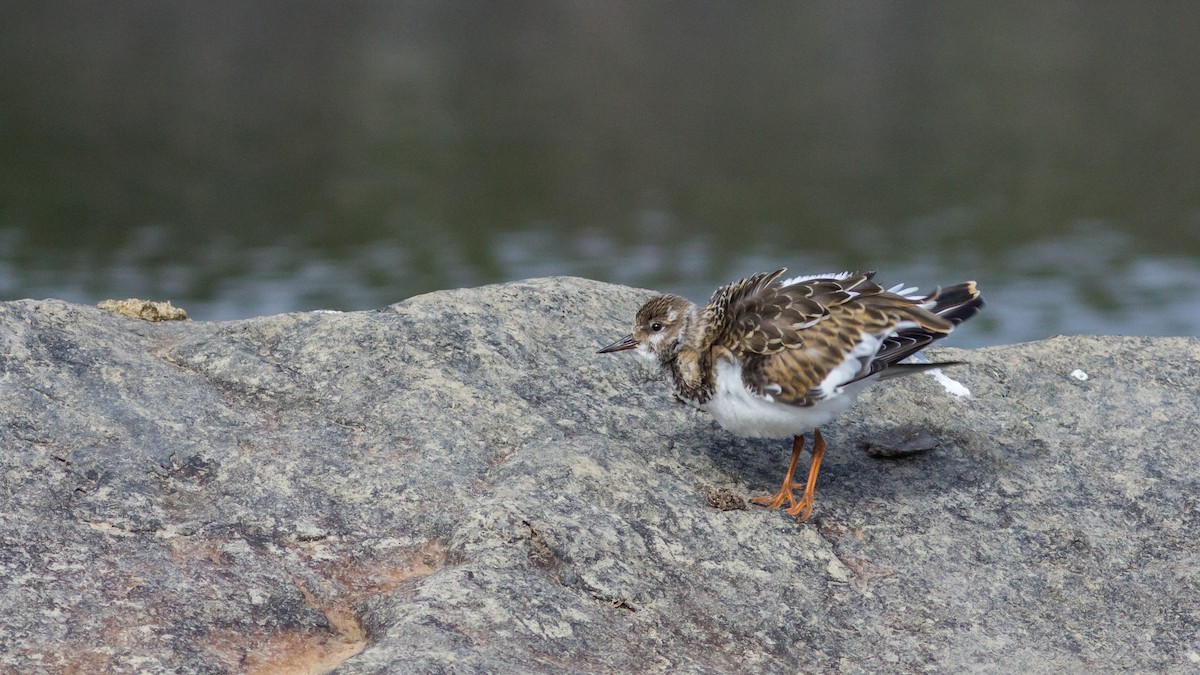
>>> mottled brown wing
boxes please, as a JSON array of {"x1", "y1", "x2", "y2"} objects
[
  {"x1": 725, "y1": 273, "x2": 880, "y2": 355},
  {"x1": 736, "y1": 278, "x2": 958, "y2": 406},
  {"x1": 701, "y1": 268, "x2": 787, "y2": 343}
]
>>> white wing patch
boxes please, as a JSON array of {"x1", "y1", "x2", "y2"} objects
[
  {"x1": 780, "y1": 271, "x2": 855, "y2": 286},
  {"x1": 885, "y1": 282, "x2": 927, "y2": 300},
  {"x1": 815, "y1": 332, "x2": 884, "y2": 399}
]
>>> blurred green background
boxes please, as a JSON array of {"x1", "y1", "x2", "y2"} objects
[{"x1": 3, "y1": 1, "x2": 1199, "y2": 346}]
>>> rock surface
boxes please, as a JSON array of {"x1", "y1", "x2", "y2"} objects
[{"x1": 1, "y1": 277, "x2": 1197, "y2": 673}]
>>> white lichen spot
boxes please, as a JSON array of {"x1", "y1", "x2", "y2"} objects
[
  {"x1": 930, "y1": 369, "x2": 971, "y2": 398},
  {"x1": 1071, "y1": 369, "x2": 1089, "y2": 381}
]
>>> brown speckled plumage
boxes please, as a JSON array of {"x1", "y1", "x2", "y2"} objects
[
  {"x1": 633, "y1": 269, "x2": 976, "y2": 407},
  {"x1": 600, "y1": 268, "x2": 984, "y2": 520}
]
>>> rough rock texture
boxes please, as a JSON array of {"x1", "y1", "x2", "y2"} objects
[{"x1": 1, "y1": 277, "x2": 1197, "y2": 673}]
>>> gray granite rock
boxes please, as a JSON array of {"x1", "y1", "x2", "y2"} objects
[{"x1": 1, "y1": 277, "x2": 1197, "y2": 673}]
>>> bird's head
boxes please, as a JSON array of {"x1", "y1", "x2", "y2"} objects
[{"x1": 598, "y1": 294, "x2": 697, "y2": 364}]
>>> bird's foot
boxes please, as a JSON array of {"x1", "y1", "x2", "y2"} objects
[
  {"x1": 751, "y1": 434, "x2": 807, "y2": 512},
  {"x1": 784, "y1": 494, "x2": 815, "y2": 521},
  {"x1": 750, "y1": 430, "x2": 826, "y2": 523},
  {"x1": 751, "y1": 483, "x2": 802, "y2": 510}
]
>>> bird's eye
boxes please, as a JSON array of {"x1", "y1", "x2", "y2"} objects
[{"x1": 650, "y1": 322, "x2": 664, "y2": 332}]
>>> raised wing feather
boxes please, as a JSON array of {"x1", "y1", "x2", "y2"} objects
[
  {"x1": 710, "y1": 272, "x2": 964, "y2": 406},
  {"x1": 725, "y1": 272, "x2": 880, "y2": 355}
]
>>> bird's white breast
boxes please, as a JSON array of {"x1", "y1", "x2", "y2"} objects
[{"x1": 703, "y1": 356, "x2": 871, "y2": 439}]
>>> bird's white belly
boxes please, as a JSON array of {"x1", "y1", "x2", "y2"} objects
[{"x1": 703, "y1": 357, "x2": 869, "y2": 438}]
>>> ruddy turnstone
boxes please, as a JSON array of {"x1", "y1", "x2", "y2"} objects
[{"x1": 599, "y1": 269, "x2": 983, "y2": 521}]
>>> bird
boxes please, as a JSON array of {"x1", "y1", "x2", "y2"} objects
[{"x1": 598, "y1": 269, "x2": 983, "y2": 521}]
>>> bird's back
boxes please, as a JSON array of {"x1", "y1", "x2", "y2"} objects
[{"x1": 705, "y1": 270, "x2": 983, "y2": 407}]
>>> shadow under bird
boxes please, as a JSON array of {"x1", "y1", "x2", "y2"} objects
[{"x1": 599, "y1": 268, "x2": 984, "y2": 521}]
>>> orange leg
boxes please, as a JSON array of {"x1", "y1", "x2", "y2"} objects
[
  {"x1": 751, "y1": 434, "x2": 807, "y2": 511},
  {"x1": 750, "y1": 429, "x2": 828, "y2": 522},
  {"x1": 784, "y1": 428, "x2": 827, "y2": 521}
]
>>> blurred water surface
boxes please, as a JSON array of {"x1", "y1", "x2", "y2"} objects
[{"x1": 3, "y1": 2, "x2": 1199, "y2": 347}]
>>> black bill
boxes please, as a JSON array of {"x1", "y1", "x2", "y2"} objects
[{"x1": 597, "y1": 334, "x2": 638, "y2": 354}]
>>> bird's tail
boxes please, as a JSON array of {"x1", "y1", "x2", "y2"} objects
[
  {"x1": 857, "y1": 280, "x2": 984, "y2": 382},
  {"x1": 933, "y1": 281, "x2": 984, "y2": 326}
]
